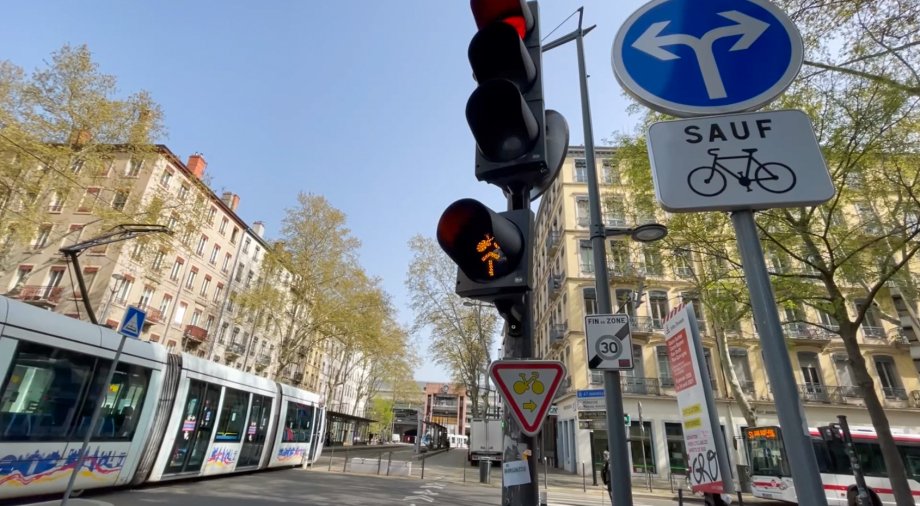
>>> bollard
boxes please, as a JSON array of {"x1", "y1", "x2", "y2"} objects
[
  {"x1": 386, "y1": 452, "x2": 392, "y2": 476},
  {"x1": 463, "y1": 459, "x2": 467, "y2": 482},
  {"x1": 678, "y1": 488, "x2": 684, "y2": 506},
  {"x1": 421, "y1": 453, "x2": 426, "y2": 480},
  {"x1": 738, "y1": 491, "x2": 744, "y2": 505},
  {"x1": 377, "y1": 453, "x2": 382, "y2": 475},
  {"x1": 582, "y1": 462, "x2": 586, "y2": 492},
  {"x1": 342, "y1": 452, "x2": 348, "y2": 473},
  {"x1": 479, "y1": 459, "x2": 491, "y2": 484},
  {"x1": 328, "y1": 444, "x2": 334, "y2": 471}
]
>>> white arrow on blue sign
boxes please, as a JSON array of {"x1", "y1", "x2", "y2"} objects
[{"x1": 612, "y1": 0, "x2": 803, "y2": 117}]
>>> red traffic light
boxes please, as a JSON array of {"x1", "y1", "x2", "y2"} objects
[
  {"x1": 470, "y1": 0, "x2": 533, "y2": 38},
  {"x1": 437, "y1": 199, "x2": 524, "y2": 282}
]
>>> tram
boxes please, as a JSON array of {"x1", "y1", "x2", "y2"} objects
[{"x1": 0, "y1": 296, "x2": 326, "y2": 500}]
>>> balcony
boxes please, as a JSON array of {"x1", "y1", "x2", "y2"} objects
[
  {"x1": 590, "y1": 371, "x2": 604, "y2": 385},
  {"x1": 799, "y1": 384, "x2": 832, "y2": 403},
  {"x1": 862, "y1": 325, "x2": 886, "y2": 339},
  {"x1": 550, "y1": 323, "x2": 567, "y2": 345},
  {"x1": 548, "y1": 275, "x2": 562, "y2": 298},
  {"x1": 659, "y1": 375, "x2": 674, "y2": 388},
  {"x1": 11, "y1": 285, "x2": 64, "y2": 307},
  {"x1": 882, "y1": 387, "x2": 909, "y2": 401},
  {"x1": 675, "y1": 266, "x2": 694, "y2": 278},
  {"x1": 739, "y1": 380, "x2": 755, "y2": 395},
  {"x1": 629, "y1": 316, "x2": 654, "y2": 334},
  {"x1": 145, "y1": 308, "x2": 165, "y2": 324},
  {"x1": 608, "y1": 264, "x2": 644, "y2": 279},
  {"x1": 888, "y1": 328, "x2": 911, "y2": 346},
  {"x1": 227, "y1": 341, "x2": 246, "y2": 355},
  {"x1": 545, "y1": 231, "x2": 560, "y2": 255},
  {"x1": 622, "y1": 377, "x2": 661, "y2": 396},
  {"x1": 184, "y1": 324, "x2": 209, "y2": 343},
  {"x1": 784, "y1": 324, "x2": 832, "y2": 347}
]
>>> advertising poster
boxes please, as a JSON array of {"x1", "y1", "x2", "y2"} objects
[{"x1": 664, "y1": 304, "x2": 724, "y2": 494}]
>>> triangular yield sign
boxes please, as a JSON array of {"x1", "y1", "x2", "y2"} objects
[{"x1": 490, "y1": 360, "x2": 566, "y2": 436}]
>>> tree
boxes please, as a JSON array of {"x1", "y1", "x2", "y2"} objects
[
  {"x1": 0, "y1": 44, "x2": 165, "y2": 268},
  {"x1": 404, "y1": 235, "x2": 500, "y2": 418},
  {"x1": 611, "y1": 51, "x2": 920, "y2": 506}
]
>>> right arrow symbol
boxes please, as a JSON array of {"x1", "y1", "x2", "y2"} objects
[{"x1": 523, "y1": 400, "x2": 536, "y2": 412}]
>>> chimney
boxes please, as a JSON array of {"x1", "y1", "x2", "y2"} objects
[
  {"x1": 187, "y1": 153, "x2": 207, "y2": 179},
  {"x1": 231, "y1": 194, "x2": 240, "y2": 212},
  {"x1": 68, "y1": 128, "x2": 92, "y2": 147},
  {"x1": 253, "y1": 221, "x2": 265, "y2": 238}
]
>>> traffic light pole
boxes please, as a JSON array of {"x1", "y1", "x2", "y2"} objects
[{"x1": 546, "y1": 9, "x2": 633, "y2": 506}]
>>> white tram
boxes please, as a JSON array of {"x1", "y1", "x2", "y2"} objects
[{"x1": 0, "y1": 296, "x2": 326, "y2": 500}]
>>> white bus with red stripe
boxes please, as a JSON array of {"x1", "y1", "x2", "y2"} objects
[{"x1": 745, "y1": 426, "x2": 920, "y2": 505}]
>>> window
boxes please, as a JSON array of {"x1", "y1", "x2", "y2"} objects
[
  {"x1": 615, "y1": 289, "x2": 635, "y2": 315},
  {"x1": 185, "y1": 268, "x2": 198, "y2": 290},
  {"x1": 603, "y1": 200, "x2": 626, "y2": 227},
  {"x1": 629, "y1": 421, "x2": 655, "y2": 473},
  {"x1": 126, "y1": 156, "x2": 144, "y2": 177},
  {"x1": 195, "y1": 234, "x2": 207, "y2": 256},
  {"x1": 177, "y1": 184, "x2": 190, "y2": 201},
  {"x1": 665, "y1": 422, "x2": 687, "y2": 473},
  {"x1": 159, "y1": 295, "x2": 172, "y2": 315},
  {"x1": 0, "y1": 341, "x2": 150, "y2": 441},
  {"x1": 207, "y1": 207, "x2": 217, "y2": 224},
  {"x1": 200, "y1": 276, "x2": 211, "y2": 297},
  {"x1": 77, "y1": 188, "x2": 100, "y2": 213},
  {"x1": 48, "y1": 192, "x2": 64, "y2": 212},
  {"x1": 166, "y1": 214, "x2": 178, "y2": 231},
  {"x1": 219, "y1": 217, "x2": 228, "y2": 234},
  {"x1": 855, "y1": 299, "x2": 884, "y2": 338},
  {"x1": 152, "y1": 250, "x2": 166, "y2": 270},
  {"x1": 210, "y1": 244, "x2": 221, "y2": 264},
  {"x1": 583, "y1": 288, "x2": 597, "y2": 315},
  {"x1": 243, "y1": 238, "x2": 251, "y2": 254},
  {"x1": 644, "y1": 245, "x2": 663, "y2": 276},
  {"x1": 205, "y1": 315, "x2": 215, "y2": 332},
  {"x1": 223, "y1": 253, "x2": 232, "y2": 272},
  {"x1": 602, "y1": 158, "x2": 620, "y2": 184},
  {"x1": 62, "y1": 224, "x2": 84, "y2": 248},
  {"x1": 874, "y1": 356, "x2": 905, "y2": 399},
  {"x1": 657, "y1": 346, "x2": 673, "y2": 386},
  {"x1": 130, "y1": 241, "x2": 144, "y2": 260},
  {"x1": 573, "y1": 158, "x2": 587, "y2": 182},
  {"x1": 169, "y1": 258, "x2": 183, "y2": 281},
  {"x1": 159, "y1": 168, "x2": 173, "y2": 188},
  {"x1": 33, "y1": 224, "x2": 53, "y2": 249},
  {"x1": 579, "y1": 240, "x2": 594, "y2": 273},
  {"x1": 235, "y1": 264, "x2": 245, "y2": 283},
  {"x1": 798, "y1": 352, "x2": 826, "y2": 400},
  {"x1": 69, "y1": 157, "x2": 84, "y2": 174},
  {"x1": 190, "y1": 310, "x2": 201, "y2": 327},
  {"x1": 575, "y1": 197, "x2": 590, "y2": 226},
  {"x1": 112, "y1": 191, "x2": 129, "y2": 211},
  {"x1": 729, "y1": 348, "x2": 754, "y2": 393},
  {"x1": 282, "y1": 402, "x2": 315, "y2": 442},
  {"x1": 608, "y1": 240, "x2": 630, "y2": 275},
  {"x1": 139, "y1": 286, "x2": 154, "y2": 309},
  {"x1": 681, "y1": 292, "x2": 706, "y2": 332},
  {"x1": 649, "y1": 291, "x2": 669, "y2": 328},
  {"x1": 253, "y1": 246, "x2": 260, "y2": 261},
  {"x1": 10, "y1": 265, "x2": 32, "y2": 289},
  {"x1": 174, "y1": 302, "x2": 188, "y2": 324},
  {"x1": 213, "y1": 283, "x2": 224, "y2": 303},
  {"x1": 702, "y1": 347, "x2": 717, "y2": 390},
  {"x1": 114, "y1": 278, "x2": 133, "y2": 304},
  {"x1": 675, "y1": 249, "x2": 694, "y2": 277},
  {"x1": 230, "y1": 227, "x2": 239, "y2": 244}
]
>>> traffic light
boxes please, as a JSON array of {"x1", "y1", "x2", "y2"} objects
[
  {"x1": 437, "y1": 198, "x2": 533, "y2": 301},
  {"x1": 467, "y1": 0, "x2": 569, "y2": 200}
]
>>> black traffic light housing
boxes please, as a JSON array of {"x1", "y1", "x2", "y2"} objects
[
  {"x1": 437, "y1": 198, "x2": 533, "y2": 302},
  {"x1": 467, "y1": 0, "x2": 568, "y2": 200}
]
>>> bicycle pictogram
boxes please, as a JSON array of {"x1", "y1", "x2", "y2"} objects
[
  {"x1": 513, "y1": 372, "x2": 545, "y2": 395},
  {"x1": 687, "y1": 148, "x2": 796, "y2": 197}
]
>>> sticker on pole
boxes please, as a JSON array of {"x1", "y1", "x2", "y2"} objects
[
  {"x1": 585, "y1": 314, "x2": 633, "y2": 370},
  {"x1": 490, "y1": 360, "x2": 566, "y2": 436}
]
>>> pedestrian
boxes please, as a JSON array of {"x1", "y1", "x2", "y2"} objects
[{"x1": 601, "y1": 450, "x2": 611, "y2": 494}]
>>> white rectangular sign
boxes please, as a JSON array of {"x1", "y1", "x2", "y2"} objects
[
  {"x1": 646, "y1": 109, "x2": 834, "y2": 212},
  {"x1": 585, "y1": 314, "x2": 633, "y2": 370},
  {"x1": 664, "y1": 305, "x2": 724, "y2": 494},
  {"x1": 502, "y1": 460, "x2": 531, "y2": 487}
]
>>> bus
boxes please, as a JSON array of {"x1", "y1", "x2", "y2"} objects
[{"x1": 745, "y1": 425, "x2": 920, "y2": 505}]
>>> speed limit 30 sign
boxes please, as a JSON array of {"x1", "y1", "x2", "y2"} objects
[{"x1": 585, "y1": 314, "x2": 633, "y2": 370}]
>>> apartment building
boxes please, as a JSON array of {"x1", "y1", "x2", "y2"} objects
[{"x1": 532, "y1": 146, "x2": 920, "y2": 479}]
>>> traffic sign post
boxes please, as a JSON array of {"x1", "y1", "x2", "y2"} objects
[
  {"x1": 612, "y1": 0, "x2": 803, "y2": 117},
  {"x1": 119, "y1": 306, "x2": 147, "y2": 339}
]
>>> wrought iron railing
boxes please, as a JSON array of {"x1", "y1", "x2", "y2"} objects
[
  {"x1": 14, "y1": 285, "x2": 64, "y2": 303},
  {"x1": 883, "y1": 387, "x2": 908, "y2": 400},
  {"x1": 550, "y1": 323, "x2": 567, "y2": 343},
  {"x1": 798, "y1": 383, "x2": 831, "y2": 403},
  {"x1": 862, "y1": 326, "x2": 886, "y2": 339},
  {"x1": 622, "y1": 377, "x2": 661, "y2": 396},
  {"x1": 629, "y1": 316, "x2": 653, "y2": 333}
]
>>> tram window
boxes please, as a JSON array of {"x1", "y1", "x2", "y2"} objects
[
  {"x1": 73, "y1": 361, "x2": 150, "y2": 440},
  {"x1": 282, "y1": 402, "x2": 314, "y2": 442},
  {"x1": 899, "y1": 444, "x2": 920, "y2": 478},
  {"x1": 1, "y1": 342, "x2": 94, "y2": 441},
  {"x1": 854, "y1": 442, "x2": 887, "y2": 477},
  {"x1": 215, "y1": 388, "x2": 248, "y2": 442}
]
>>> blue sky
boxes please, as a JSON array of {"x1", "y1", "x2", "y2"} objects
[{"x1": 1, "y1": 0, "x2": 647, "y2": 382}]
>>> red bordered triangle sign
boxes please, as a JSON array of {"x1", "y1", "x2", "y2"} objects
[{"x1": 490, "y1": 360, "x2": 566, "y2": 436}]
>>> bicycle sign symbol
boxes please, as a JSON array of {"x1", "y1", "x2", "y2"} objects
[{"x1": 688, "y1": 147, "x2": 796, "y2": 197}]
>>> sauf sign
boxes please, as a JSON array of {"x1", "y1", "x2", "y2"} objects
[{"x1": 646, "y1": 109, "x2": 834, "y2": 211}]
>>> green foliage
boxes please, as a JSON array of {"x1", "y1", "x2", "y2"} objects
[{"x1": 367, "y1": 397, "x2": 395, "y2": 436}]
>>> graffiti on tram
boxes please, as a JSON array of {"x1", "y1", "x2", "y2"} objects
[
  {"x1": 205, "y1": 447, "x2": 238, "y2": 468},
  {"x1": 0, "y1": 447, "x2": 127, "y2": 487},
  {"x1": 276, "y1": 446, "x2": 306, "y2": 463}
]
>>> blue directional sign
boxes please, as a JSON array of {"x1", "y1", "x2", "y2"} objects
[
  {"x1": 119, "y1": 306, "x2": 146, "y2": 339},
  {"x1": 612, "y1": 0, "x2": 803, "y2": 117}
]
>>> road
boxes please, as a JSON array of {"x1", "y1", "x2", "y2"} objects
[{"x1": 18, "y1": 445, "x2": 785, "y2": 506}]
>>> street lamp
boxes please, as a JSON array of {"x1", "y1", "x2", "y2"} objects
[
  {"x1": 100, "y1": 273, "x2": 126, "y2": 324},
  {"x1": 605, "y1": 223, "x2": 668, "y2": 243}
]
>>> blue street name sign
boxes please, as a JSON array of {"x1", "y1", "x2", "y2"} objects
[
  {"x1": 576, "y1": 389, "x2": 604, "y2": 398},
  {"x1": 612, "y1": 0, "x2": 803, "y2": 117},
  {"x1": 119, "y1": 306, "x2": 146, "y2": 339}
]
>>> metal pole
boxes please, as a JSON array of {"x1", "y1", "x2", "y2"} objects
[
  {"x1": 572, "y1": 7, "x2": 633, "y2": 505},
  {"x1": 639, "y1": 402, "x2": 651, "y2": 492},
  {"x1": 60, "y1": 334, "x2": 127, "y2": 504},
  {"x1": 730, "y1": 210, "x2": 827, "y2": 505},
  {"x1": 838, "y1": 416, "x2": 872, "y2": 506},
  {"x1": 65, "y1": 251, "x2": 98, "y2": 324}
]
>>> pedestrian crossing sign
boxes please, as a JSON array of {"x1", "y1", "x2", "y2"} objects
[{"x1": 119, "y1": 306, "x2": 146, "y2": 339}]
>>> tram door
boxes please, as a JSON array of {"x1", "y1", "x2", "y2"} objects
[
  {"x1": 238, "y1": 394, "x2": 271, "y2": 467},
  {"x1": 165, "y1": 380, "x2": 221, "y2": 474}
]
